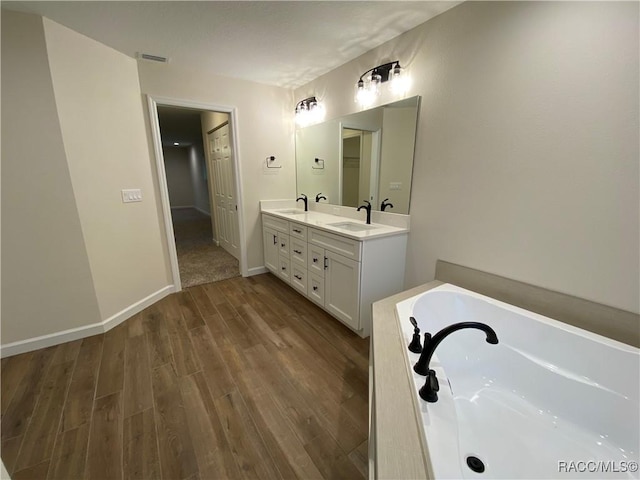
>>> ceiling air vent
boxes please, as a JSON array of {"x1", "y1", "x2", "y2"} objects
[{"x1": 136, "y1": 52, "x2": 169, "y2": 63}]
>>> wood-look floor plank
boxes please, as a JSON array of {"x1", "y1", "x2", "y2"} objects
[
  {"x1": 96, "y1": 324, "x2": 127, "y2": 398},
  {"x1": 243, "y1": 344, "x2": 323, "y2": 445},
  {"x1": 50, "y1": 340, "x2": 82, "y2": 365},
  {"x1": 188, "y1": 326, "x2": 235, "y2": 399},
  {"x1": 348, "y1": 440, "x2": 369, "y2": 479},
  {"x1": 13, "y1": 460, "x2": 50, "y2": 480},
  {"x1": 1, "y1": 352, "x2": 34, "y2": 416},
  {"x1": 145, "y1": 315, "x2": 173, "y2": 369},
  {"x1": 151, "y1": 363, "x2": 198, "y2": 480},
  {"x1": 236, "y1": 303, "x2": 287, "y2": 349},
  {"x1": 85, "y1": 392, "x2": 123, "y2": 480},
  {"x1": 1, "y1": 347, "x2": 56, "y2": 441},
  {"x1": 213, "y1": 390, "x2": 283, "y2": 480},
  {"x1": 175, "y1": 291, "x2": 205, "y2": 330},
  {"x1": 179, "y1": 372, "x2": 241, "y2": 478},
  {"x1": 46, "y1": 423, "x2": 90, "y2": 480},
  {"x1": 14, "y1": 360, "x2": 75, "y2": 471},
  {"x1": 166, "y1": 315, "x2": 201, "y2": 377},
  {"x1": 1, "y1": 435, "x2": 22, "y2": 475},
  {"x1": 60, "y1": 335, "x2": 103, "y2": 432},
  {"x1": 233, "y1": 346, "x2": 323, "y2": 480},
  {"x1": 187, "y1": 286, "x2": 218, "y2": 317},
  {"x1": 123, "y1": 334, "x2": 153, "y2": 418},
  {"x1": 123, "y1": 408, "x2": 160, "y2": 480},
  {"x1": 304, "y1": 431, "x2": 365, "y2": 480}
]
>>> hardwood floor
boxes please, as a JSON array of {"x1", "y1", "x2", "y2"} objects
[{"x1": 1, "y1": 274, "x2": 369, "y2": 479}]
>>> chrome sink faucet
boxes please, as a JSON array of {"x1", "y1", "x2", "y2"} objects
[
  {"x1": 296, "y1": 193, "x2": 308, "y2": 211},
  {"x1": 413, "y1": 322, "x2": 499, "y2": 402},
  {"x1": 357, "y1": 200, "x2": 372, "y2": 224}
]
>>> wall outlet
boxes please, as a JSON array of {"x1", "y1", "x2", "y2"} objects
[{"x1": 122, "y1": 189, "x2": 142, "y2": 203}]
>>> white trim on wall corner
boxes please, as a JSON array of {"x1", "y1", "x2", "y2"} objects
[
  {"x1": 247, "y1": 266, "x2": 269, "y2": 277},
  {"x1": 0, "y1": 285, "x2": 175, "y2": 358}
]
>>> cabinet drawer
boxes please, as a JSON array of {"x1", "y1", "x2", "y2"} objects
[
  {"x1": 278, "y1": 255, "x2": 291, "y2": 283},
  {"x1": 278, "y1": 234, "x2": 290, "y2": 256},
  {"x1": 291, "y1": 265, "x2": 307, "y2": 294},
  {"x1": 308, "y1": 244, "x2": 325, "y2": 277},
  {"x1": 262, "y1": 214, "x2": 289, "y2": 234},
  {"x1": 290, "y1": 238, "x2": 307, "y2": 267},
  {"x1": 289, "y1": 222, "x2": 308, "y2": 241},
  {"x1": 308, "y1": 272, "x2": 325, "y2": 306},
  {"x1": 309, "y1": 228, "x2": 362, "y2": 262}
]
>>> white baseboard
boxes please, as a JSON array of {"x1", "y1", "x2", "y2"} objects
[
  {"x1": 102, "y1": 285, "x2": 174, "y2": 332},
  {"x1": 0, "y1": 285, "x2": 175, "y2": 358},
  {"x1": 194, "y1": 206, "x2": 211, "y2": 217},
  {"x1": 246, "y1": 266, "x2": 268, "y2": 277}
]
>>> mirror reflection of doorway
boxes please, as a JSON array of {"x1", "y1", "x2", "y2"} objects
[{"x1": 341, "y1": 128, "x2": 378, "y2": 207}]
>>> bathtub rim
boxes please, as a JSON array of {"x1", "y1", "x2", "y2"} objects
[{"x1": 371, "y1": 260, "x2": 640, "y2": 480}]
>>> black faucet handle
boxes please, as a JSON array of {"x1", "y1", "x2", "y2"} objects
[
  {"x1": 419, "y1": 369, "x2": 440, "y2": 402},
  {"x1": 408, "y1": 331, "x2": 422, "y2": 353}
]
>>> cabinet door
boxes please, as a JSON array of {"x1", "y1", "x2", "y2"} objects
[
  {"x1": 308, "y1": 244, "x2": 325, "y2": 277},
  {"x1": 278, "y1": 255, "x2": 291, "y2": 284},
  {"x1": 263, "y1": 227, "x2": 279, "y2": 273},
  {"x1": 278, "y1": 233, "x2": 290, "y2": 257},
  {"x1": 325, "y1": 250, "x2": 361, "y2": 330},
  {"x1": 308, "y1": 272, "x2": 325, "y2": 307}
]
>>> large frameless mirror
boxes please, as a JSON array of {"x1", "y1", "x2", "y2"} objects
[{"x1": 295, "y1": 96, "x2": 420, "y2": 214}]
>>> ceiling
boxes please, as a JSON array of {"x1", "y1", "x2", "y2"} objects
[
  {"x1": 2, "y1": 1, "x2": 460, "y2": 89},
  {"x1": 157, "y1": 106, "x2": 204, "y2": 148}
]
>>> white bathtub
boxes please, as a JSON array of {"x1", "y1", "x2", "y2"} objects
[{"x1": 395, "y1": 284, "x2": 639, "y2": 479}]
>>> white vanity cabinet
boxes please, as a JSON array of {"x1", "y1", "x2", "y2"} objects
[{"x1": 261, "y1": 212, "x2": 408, "y2": 338}]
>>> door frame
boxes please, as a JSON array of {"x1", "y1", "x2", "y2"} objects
[{"x1": 146, "y1": 95, "x2": 248, "y2": 291}]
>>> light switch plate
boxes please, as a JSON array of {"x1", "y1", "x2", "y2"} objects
[
  {"x1": 389, "y1": 182, "x2": 402, "y2": 191},
  {"x1": 122, "y1": 189, "x2": 142, "y2": 203}
]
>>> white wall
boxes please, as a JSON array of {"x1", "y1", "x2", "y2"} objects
[
  {"x1": 43, "y1": 19, "x2": 171, "y2": 320},
  {"x1": 139, "y1": 63, "x2": 296, "y2": 272},
  {"x1": 295, "y1": 1, "x2": 639, "y2": 313},
  {"x1": 1, "y1": 11, "x2": 102, "y2": 344},
  {"x1": 163, "y1": 146, "x2": 196, "y2": 207},
  {"x1": 189, "y1": 145, "x2": 210, "y2": 214}
]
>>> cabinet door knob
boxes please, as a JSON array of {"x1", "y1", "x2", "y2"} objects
[
  {"x1": 324, "y1": 257, "x2": 329, "y2": 270},
  {"x1": 313, "y1": 257, "x2": 318, "y2": 263},
  {"x1": 294, "y1": 274, "x2": 302, "y2": 280},
  {"x1": 273, "y1": 235, "x2": 277, "y2": 245}
]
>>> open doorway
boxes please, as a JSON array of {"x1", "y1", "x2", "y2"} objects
[{"x1": 149, "y1": 99, "x2": 244, "y2": 291}]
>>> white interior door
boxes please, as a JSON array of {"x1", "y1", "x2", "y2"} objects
[{"x1": 208, "y1": 123, "x2": 240, "y2": 260}]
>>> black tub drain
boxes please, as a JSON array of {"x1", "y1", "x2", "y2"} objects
[{"x1": 466, "y1": 456, "x2": 485, "y2": 473}]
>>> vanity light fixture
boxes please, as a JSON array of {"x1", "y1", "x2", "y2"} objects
[
  {"x1": 295, "y1": 96, "x2": 325, "y2": 127},
  {"x1": 355, "y1": 61, "x2": 408, "y2": 106}
]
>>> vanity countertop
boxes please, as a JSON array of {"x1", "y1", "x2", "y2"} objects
[{"x1": 261, "y1": 208, "x2": 409, "y2": 241}]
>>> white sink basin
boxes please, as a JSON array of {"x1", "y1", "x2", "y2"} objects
[
  {"x1": 327, "y1": 221, "x2": 379, "y2": 232},
  {"x1": 276, "y1": 209, "x2": 305, "y2": 215}
]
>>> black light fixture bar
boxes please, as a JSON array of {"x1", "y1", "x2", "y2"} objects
[
  {"x1": 358, "y1": 61, "x2": 402, "y2": 86},
  {"x1": 295, "y1": 96, "x2": 318, "y2": 113}
]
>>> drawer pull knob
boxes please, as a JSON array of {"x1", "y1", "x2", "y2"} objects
[
  {"x1": 281, "y1": 243, "x2": 285, "y2": 247},
  {"x1": 313, "y1": 286, "x2": 318, "y2": 291},
  {"x1": 293, "y1": 229, "x2": 301, "y2": 233},
  {"x1": 294, "y1": 274, "x2": 302, "y2": 280},
  {"x1": 313, "y1": 257, "x2": 318, "y2": 263},
  {"x1": 281, "y1": 266, "x2": 286, "y2": 271},
  {"x1": 294, "y1": 249, "x2": 302, "y2": 254}
]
